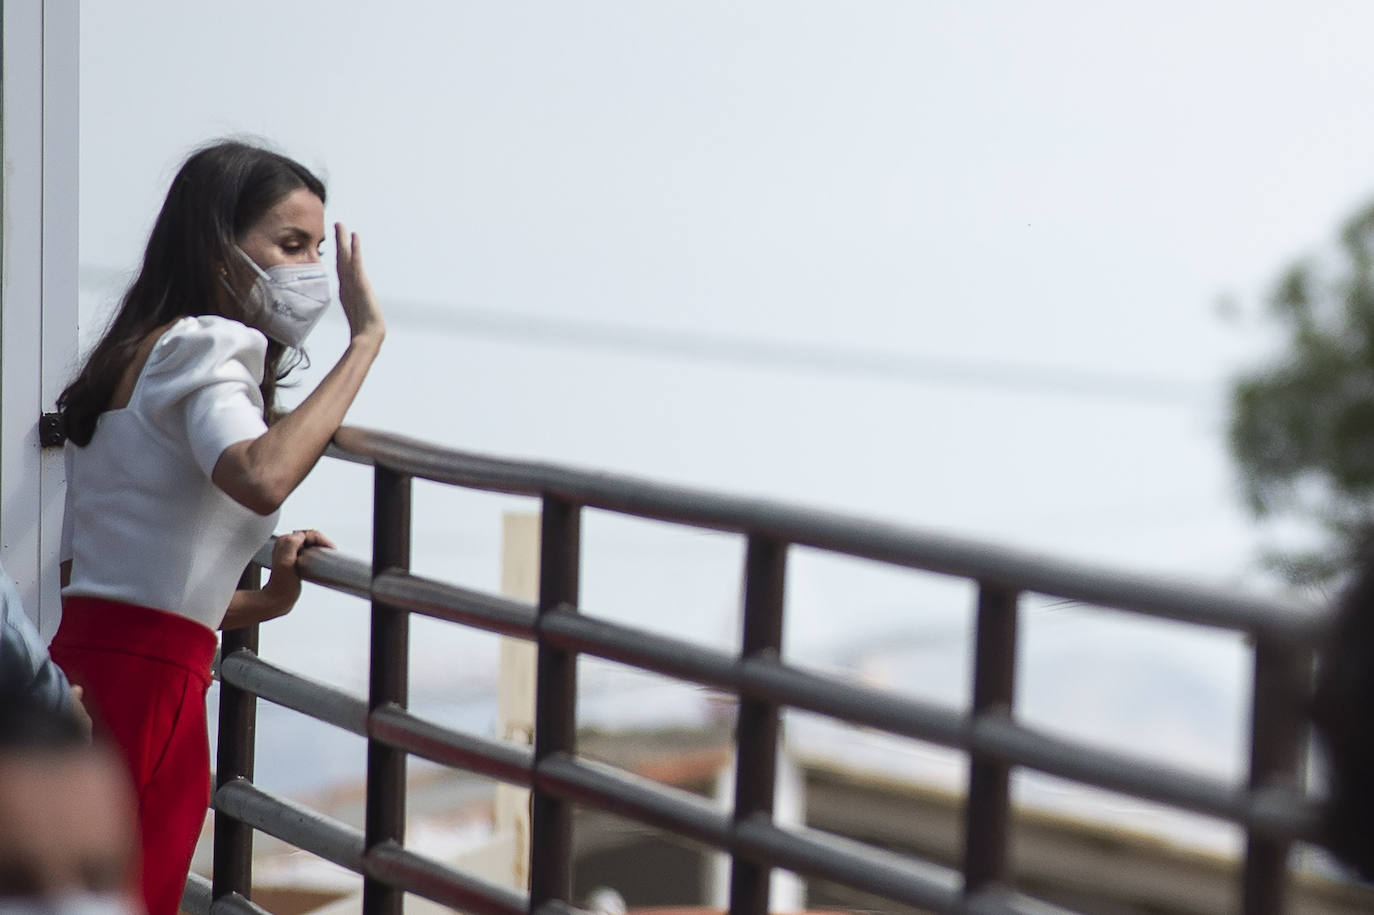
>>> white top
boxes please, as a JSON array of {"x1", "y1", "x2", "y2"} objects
[{"x1": 60, "y1": 316, "x2": 279, "y2": 630}]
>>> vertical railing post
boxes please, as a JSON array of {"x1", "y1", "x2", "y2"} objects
[
  {"x1": 963, "y1": 582, "x2": 1019, "y2": 896},
  {"x1": 212, "y1": 563, "x2": 262, "y2": 903},
  {"x1": 728, "y1": 535, "x2": 788, "y2": 915},
  {"x1": 1241, "y1": 636, "x2": 1311, "y2": 915},
  {"x1": 529, "y1": 497, "x2": 581, "y2": 910},
  {"x1": 364, "y1": 468, "x2": 412, "y2": 915}
]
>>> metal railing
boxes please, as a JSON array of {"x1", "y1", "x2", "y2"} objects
[{"x1": 185, "y1": 424, "x2": 1332, "y2": 915}]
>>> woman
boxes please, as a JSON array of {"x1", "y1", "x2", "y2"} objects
[{"x1": 50, "y1": 140, "x2": 384, "y2": 915}]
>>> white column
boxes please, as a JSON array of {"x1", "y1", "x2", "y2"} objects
[
  {"x1": 0, "y1": 0, "x2": 81, "y2": 636},
  {"x1": 495, "y1": 511, "x2": 540, "y2": 889}
]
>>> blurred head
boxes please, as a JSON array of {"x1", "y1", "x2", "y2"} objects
[
  {"x1": 0, "y1": 704, "x2": 139, "y2": 913},
  {"x1": 59, "y1": 139, "x2": 328, "y2": 446}
]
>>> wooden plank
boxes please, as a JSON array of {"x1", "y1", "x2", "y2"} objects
[{"x1": 494, "y1": 511, "x2": 540, "y2": 890}]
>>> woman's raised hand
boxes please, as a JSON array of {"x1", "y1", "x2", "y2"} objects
[
  {"x1": 213, "y1": 226, "x2": 386, "y2": 520},
  {"x1": 334, "y1": 222, "x2": 386, "y2": 346}
]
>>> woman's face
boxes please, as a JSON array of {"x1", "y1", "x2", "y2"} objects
[{"x1": 237, "y1": 186, "x2": 326, "y2": 270}]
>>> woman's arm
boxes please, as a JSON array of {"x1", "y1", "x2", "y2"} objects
[
  {"x1": 221, "y1": 588, "x2": 293, "y2": 630},
  {"x1": 212, "y1": 224, "x2": 385, "y2": 515},
  {"x1": 221, "y1": 529, "x2": 334, "y2": 630},
  {"x1": 61, "y1": 534, "x2": 330, "y2": 630}
]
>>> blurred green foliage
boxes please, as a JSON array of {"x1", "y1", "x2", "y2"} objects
[{"x1": 1231, "y1": 202, "x2": 1374, "y2": 585}]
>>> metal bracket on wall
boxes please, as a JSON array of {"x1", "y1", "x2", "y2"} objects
[{"x1": 39, "y1": 413, "x2": 65, "y2": 448}]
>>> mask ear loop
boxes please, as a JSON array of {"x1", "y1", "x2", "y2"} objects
[
  {"x1": 218, "y1": 248, "x2": 268, "y2": 326},
  {"x1": 216, "y1": 270, "x2": 243, "y2": 306},
  {"x1": 235, "y1": 246, "x2": 273, "y2": 282}
]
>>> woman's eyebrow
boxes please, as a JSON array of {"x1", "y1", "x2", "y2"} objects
[{"x1": 278, "y1": 226, "x2": 324, "y2": 243}]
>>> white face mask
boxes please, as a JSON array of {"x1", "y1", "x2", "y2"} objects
[
  {"x1": 235, "y1": 247, "x2": 332, "y2": 347},
  {"x1": 0, "y1": 893, "x2": 139, "y2": 915}
]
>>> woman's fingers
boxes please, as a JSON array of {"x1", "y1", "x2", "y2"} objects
[
  {"x1": 332, "y1": 221, "x2": 385, "y2": 342},
  {"x1": 262, "y1": 530, "x2": 335, "y2": 610},
  {"x1": 299, "y1": 528, "x2": 337, "y2": 550},
  {"x1": 334, "y1": 222, "x2": 361, "y2": 274},
  {"x1": 272, "y1": 533, "x2": 302, "y2": 568},
  {"x1": 334, "y1": 222, "x2": 350, "y2": 264},
  {"x1": 275, "y1": 529, "x2": 336, "y2": 568}
]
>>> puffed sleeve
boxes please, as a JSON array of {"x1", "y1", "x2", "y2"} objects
[{"x1": 139, "y1": 316, "x2": 270, "y2": 479}]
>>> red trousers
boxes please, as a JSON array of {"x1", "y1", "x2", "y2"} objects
[{"x1": 50, "y1": 597, "x2": 218, "y2": 915}]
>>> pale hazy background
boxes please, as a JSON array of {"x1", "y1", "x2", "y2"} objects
[{"x1": 76, "y1": 3, "x2": 1374, "y2": 842}]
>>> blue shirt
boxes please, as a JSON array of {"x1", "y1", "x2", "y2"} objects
[{"x1": 0, "y1": 568, "x2": 70, "y2": 714}]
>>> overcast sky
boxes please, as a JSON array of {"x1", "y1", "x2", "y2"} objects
[
  {"x1": 73, "y1": 5, "x2": 1374, "y2": 827},
  {"x1": 75, "y1": 2, "x2": 1374, "y2": 590}
]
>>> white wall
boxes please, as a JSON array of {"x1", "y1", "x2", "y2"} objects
[{"x1": 1, "y1": 0, "x2": 80, "y2": 635}]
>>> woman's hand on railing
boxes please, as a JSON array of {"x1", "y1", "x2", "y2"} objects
[
  {"x1": 263, "y1": 529, "x2": 336, "y2": 608},
  {"x1": 222, "y1": 529, "x2": 335, "y2": 629}
]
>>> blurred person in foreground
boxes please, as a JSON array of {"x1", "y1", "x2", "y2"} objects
[
  {"x1": 0, "y1": 701, "x2": 140, "y2": 914},
  {"x1": 1313, "y1": 555, "x2": 1374, "y2": 878},
  {"x1": 0, "y1": 564, "x2": 88, "y2": 732}
]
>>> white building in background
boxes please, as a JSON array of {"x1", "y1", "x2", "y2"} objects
[{"x1": 0, "y1": 0, "x2": 79, "y2": 638}]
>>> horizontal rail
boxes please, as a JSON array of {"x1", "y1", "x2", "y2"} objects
[
  {"x1": 537, "y1": 607, "x2": 966, "y2": 741},
  {"x1": 182, "y1": 875, "x2": 210, "y2": 915},
  {"x1": 735, "y1": 815, "x2": 965, "y2": 912},
  {"x1": 213, "y1": 780, "x2": 527, "y2": 915},
  {"x1": 220, "y1": 652, "x2": 535, "y2": 785},
  {"x1": 970, "y1": 714, "x2": 1321, "y2": 843},
  {"x1": 538, "y1": 752, "x2": 732, "y2": 848},
  {"x1": 524, "y1": 741, "x2": 1308, "y2": 906},
  {"x1": 368, "y1": 840, "x2": 526, "y2": 915},
  {"x1": 536, "y1": 753, "x2": 959, "y2": 911},
  {"x1": 961, "y1": 887, "x2": 1075, "y2": 915},
  {"x1": 331, "y1": 426, "x2": 1325, "y2": 644},
  {"x1": 370, "y1": 703, "x2": 533, "y2": 785},
  {"x1": 259, "y1": 546, "x2": 1323, "y2": 842},
  {"x1": 530, "y1": 906, "x2": 581, "y2": 915},
  {"x1": 209, "y1": 894, "x2": 270, "y2": 915},
  {"x1": 215, "y1": 779, "x2": 364, "y2": 872},
  {"x1": 220, "y1": 650, "x2": 368, "y2": 737},
  {"x1": 253, "y1": 538, "x2": 373, "y2": 599},
  {"x1": 533, "y1": 753, "x2": 1072, "y2": 915},
  {"x1": 201, "y1": 430, "x2": 1329, "y2": 914},
  {"x1": 373, "y1": 568, "x2": 536, "y2": 637},
  {"x1": 182, "y1": 875, "x2": 271, "y2": 915},
  {"x1": 251, "y1": 543, "x2": 538, "y2": 638}
]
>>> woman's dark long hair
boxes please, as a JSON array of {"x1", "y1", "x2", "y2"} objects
[{"x1": 58, "y1": 140, "x2": 326, "y2": 446}]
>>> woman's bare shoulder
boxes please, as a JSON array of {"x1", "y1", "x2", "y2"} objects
[{"x1": 108, "y1": 318, "x2": 184, "y2": 411}]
